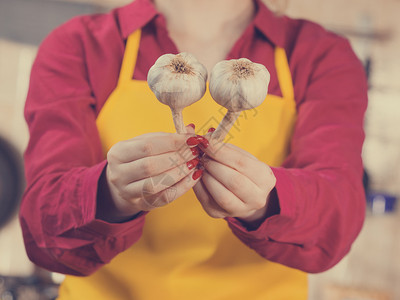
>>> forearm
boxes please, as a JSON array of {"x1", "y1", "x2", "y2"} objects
[
  {"x1": 226, "y1": 165, "x2": 365, "y2": 273},
  {"x1": 226, "y1": 36, "x2": 368, "y2": 272},
  {"x1": 96, "y1": 164, "x2": 144, "y2": 223},
  {"x1": 19, "y1": 22, "x2": 150, "y2": 275},
  {"x1": 20, "y1": 162, "x2": 146, "y2": 275}
]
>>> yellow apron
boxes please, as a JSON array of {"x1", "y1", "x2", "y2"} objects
[{"x1": 58, "y1": 30, "x2": 307, "y2": 300}]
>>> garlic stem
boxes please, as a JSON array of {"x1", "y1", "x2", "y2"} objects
[
  {"x1": 211, "y1": 111, "x2": 241, "y2": 142},
  {"x1": 171, "y1": 108, "x2": 185, "y2": 134}
]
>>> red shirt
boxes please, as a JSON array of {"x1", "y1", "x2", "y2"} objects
[{"x1": 20, "y1": 0, "x2": 368, "y2": 276}]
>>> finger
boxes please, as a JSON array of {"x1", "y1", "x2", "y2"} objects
[
  {"x1": 204, "y1": 130, "x2": 256, "y2": 161},
  {"x1": 141, "y1": 168, "x2": 201, "y2": 209},
  {"x1": 186, "y1": 123, "x2": 196, "y2": 134},
  {"x1": 116, "y1": 147, "x2": 199, "y2": 183},
  {"x1": 109, "y1": 132, "x2": 195, "y2": 163},
  {"x1": 193, "y1": 179, "x2": 228, "y2": 218},
  {"x1": 201, "y1": 171, "x2": 247, "y2": 216},
  {"x1": 124, "y1": 159, "x2": 196, "y2": 199},
  {"x1": 202, "y1": 159, "x2": 267, "y2": 208},
  {"x1": 200, "y1": 140, "x2": 272, "y2": 187},
  {"x1": 222, "y1": 143, "x2": 259, "y2": 161},
  {"x1": 201, "y1": 139, "x2": 257, "y2": 171}
]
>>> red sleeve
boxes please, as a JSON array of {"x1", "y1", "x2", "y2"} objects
[
  {"x1": 226, "y1": 30, "x2": 368, "y2": 273},
  {"x1": 20, "y1": 19, "x2": 145, "y2": 276}
]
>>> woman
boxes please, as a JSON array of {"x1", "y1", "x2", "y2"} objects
[{"x1": 20, "y1": 0, "x2": 368, "y2": 299}]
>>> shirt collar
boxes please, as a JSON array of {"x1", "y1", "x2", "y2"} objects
[
  {"x1": 253, "y1": 0, "x2": 286, "y2": 47},
  {"x1": 117, "y1": 0, "x2": 286, "y2": 47},
  {"x1": 116, "y1": 0, "x2": 158, "y2": 39}
]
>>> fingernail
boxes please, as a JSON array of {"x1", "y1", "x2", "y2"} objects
[
  {"x1": 187, "y1": 123, "x2": 195, "y2": 130},
  {"x1": 195, "y1": 135, "x2": 209, "y2": 148},
  {"x1": 192, "y1": 169, "x2": 203, "y2": 180},
  {"x1": 200, "y1": 139, "x2": 210, "y2": 149},
  {"x1": 208, "y1": 127, "x2": 216, "y2": 133},
  {"x1": 186, "y1": 136, "x2": 200, "y2": 146},
  {"x1": 191, "y1": 147, "x2": 200, "y2": 156},
  {"x1": 201, "y1": 139, "x2": 209, "y2": 148},
  {"x1": 187, "y1": 158, "x2": 200, "y2": 170}
]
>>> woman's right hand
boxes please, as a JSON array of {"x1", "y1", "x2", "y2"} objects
[{"x1": 100, "y1": 129, "x2": 203, "y2": 222}]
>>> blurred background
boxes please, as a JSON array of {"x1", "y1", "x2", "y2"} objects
[{"x1": 0, "y1": 0, "x2": 399, "y2": 299}]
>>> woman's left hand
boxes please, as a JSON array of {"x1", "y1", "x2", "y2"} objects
[{"x1": 193, "y1": 137, "x2": 277, "y2": 225}]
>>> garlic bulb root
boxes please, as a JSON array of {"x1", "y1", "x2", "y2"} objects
[
  {"x1": 147, "y1": 52, "x2": 208, "y2": 134},
  {"x1": 209, "y1": 58, "x2": 270, "y2": 141}
]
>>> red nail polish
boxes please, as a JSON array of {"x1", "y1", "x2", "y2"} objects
[
  {"x1": 200, "y1": 139, "x2": 209, "y2": 148},
  {"x1": 192, "y1": 169, "x2": 203, "y2": 180},
  {"x1": 187, "y1": 158, "x2": 200, "y2": 170},
  {"x1": 195, "y1": 135, "x2": 209, "y2": 148},
  {"x1": 208, "y1": 127, "x2": 216, "y2": 133},
  {"x1": 191, "y1": 147, "x2": 200, "y2": 156},
  {"x1": 186, "y1": 137, "x2": 200, "y2": 146},
  {"x1": 187, "y1": 123, "x2": 195, "y2": 130}
]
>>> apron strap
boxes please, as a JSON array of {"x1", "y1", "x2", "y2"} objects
[
  {"x1": 118, "y1": 30, "x2": 141, "y2": 84},
  {"x1": 275, "y1": 47, "x2": 295, "y2": 100}
]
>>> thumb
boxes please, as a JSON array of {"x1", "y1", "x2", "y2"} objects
[{"x1": 185, "y1": 123, "x2": 196, "y2": 134}]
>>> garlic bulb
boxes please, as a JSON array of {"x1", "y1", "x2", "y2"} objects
[
  {"x1": 147, "y1": 53, "x2": 208, "y2": 134},
  {"x1": 209, "y1": 58, "x2": 270, "y2": 142}
]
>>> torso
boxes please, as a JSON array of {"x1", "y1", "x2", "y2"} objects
[{"x1": 57, "y1": 29, "x2": 308, "y2": 300}]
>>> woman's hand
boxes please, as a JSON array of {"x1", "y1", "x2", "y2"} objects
[
  {"x1": 193, "y1": 137, "x2": 276, "y2": 226},
  {"x1": 100, "y1": 128, "x2": 202, "y2": 222}
]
